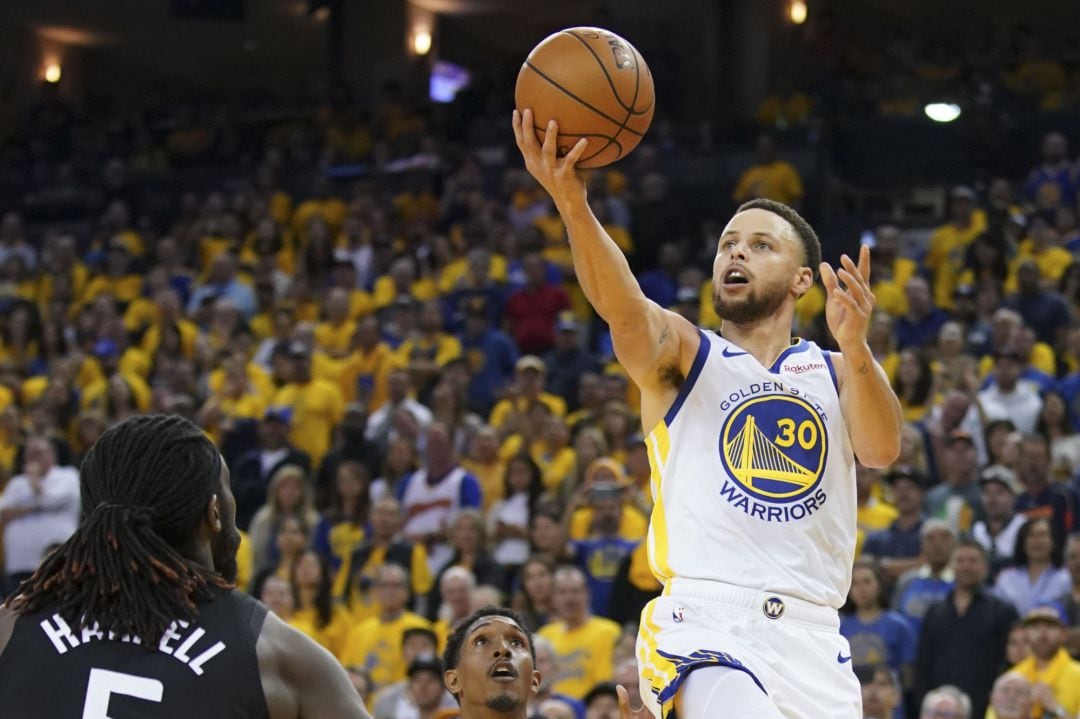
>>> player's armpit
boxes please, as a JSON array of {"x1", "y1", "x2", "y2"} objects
[
  {"x1": 258, "y1": 612, "x2": 370, "y2": 719},
  {"x1": 609, "y1": 305, "x2": 698, "y2": 393}
]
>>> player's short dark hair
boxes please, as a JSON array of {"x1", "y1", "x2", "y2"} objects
[
  {"x1": 736, "y1": 198, "x2": 821, "y2": 279},
  {"x1": 442, "y1": 606, "x2": 535, "y2": 676}
]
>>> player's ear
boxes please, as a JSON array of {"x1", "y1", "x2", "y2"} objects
[
  {"x1": 793, "y1": 266, "x2": 814, "y2": 296},
  {"x1": 444, "y1": 669, "x2": 461, "y2": 696},
  {"x1": 206, "y1": 494, "x2": 222, "y2": 533},
  {"x1": 531, "y1": 669, "x2": 542, "y2": 694}
]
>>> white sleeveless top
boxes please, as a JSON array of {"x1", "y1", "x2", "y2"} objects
[
  {"x1": 400, "y1": 466, "x2": 469, "y2": 572},
  {"x1": 645, "y1": 329, "x2": 856, "y2": 609}
]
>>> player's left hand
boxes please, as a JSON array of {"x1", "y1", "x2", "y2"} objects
[
  {"x1": 617, "y1": 685, "x2": 654, "y2": 719},
  {"x1": 819, "y1": 244, "x2": 875, "y2": 352}
]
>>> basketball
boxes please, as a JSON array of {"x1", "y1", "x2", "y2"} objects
[{"x1": 515, "y1": 27, "x2": 655, "y2": 169}]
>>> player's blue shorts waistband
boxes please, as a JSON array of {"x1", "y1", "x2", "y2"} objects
[{"x1": 664, "y1": 577, "x2": 840, "y2": 629}]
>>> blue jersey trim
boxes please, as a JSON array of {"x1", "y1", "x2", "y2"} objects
[
  {"x1": 823, "y1": 351, "x2": 839, "y2": 393},
  {"x1": 664, "y1": 329, "x2": 711, "y2": 427},
  {"x1": 768, "y1": 338, "x2": 809, "y2": 374},
  {"x1": 653, "y1": 648, "x2": 767, "y2": 712}
]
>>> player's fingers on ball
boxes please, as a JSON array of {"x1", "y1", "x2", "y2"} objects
[
  {"x1": 540, "y1": 120, "x2": 558, "y2": 160},
  {"x1": 511, "y1": 110, "x2": 523, "y2": 144},
  {"x1": 520, "y1": 109, "x2": 539, "y2": 151},
  {"x1": 565, "y1": 138, "x2": 589, "y2": 164}
]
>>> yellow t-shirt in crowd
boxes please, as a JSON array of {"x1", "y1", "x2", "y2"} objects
[
  {"x1": 925, "y1": 211, "x2": 987, "y2": 308},
  {"x1": 977, "y1": 342, "x2": 1056, "y2": 379},
  {"x1": 537, "y1": 616, "x2": 621, "y2": 700},
  {"x1": 81, "y1": 274, "x2": 144, "y2": 305},
  {"x1": 1010, "y1": 648, "x2": 1080, "y2": 718},
  {"x1": 569, "y1": 506, "x2": 648, "y2": 542},
  {"x1": 1004, "y1": 239, "x2": 1074, "y2": 293},
  {"x1": 272, "y1": 378, "x2": 346, "y2": 466},
  {"x1": 460, "y1": 458, "x2": 506, "y2": 514},
  {"x1": 733, "y1": 161, "x2": 804, "y2": 205},
  {"x1": 858, "y1": 499, "x2": 899, "y2": 535},
  {"x1": 314, "y1": 319, "x2": 358, "y2": 355},
  {"x1": 289, "y1": 604, "x2": 354, "y2": 658},
  {"x1": 338, "y1": 612, "x2": 433, "y2": 686},
  {"x1": 371, "y1": 277, "x2": 438, "y2": 309},
  {"x1": 489, "y1": 394, "x2": 567, "y2": 430}
]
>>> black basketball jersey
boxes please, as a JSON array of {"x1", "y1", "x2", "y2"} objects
[{"x1": 0, "y1": 590, "x2": 271, "y2": 718}]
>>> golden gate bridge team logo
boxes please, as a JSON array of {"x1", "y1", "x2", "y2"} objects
[{"x1": 719, "y1": 394, "x2": 827, "y2": 503}]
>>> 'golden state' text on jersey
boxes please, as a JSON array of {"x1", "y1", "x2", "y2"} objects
[{"x1": 644, "y1": 330, "x2": 856, "y2": 609}]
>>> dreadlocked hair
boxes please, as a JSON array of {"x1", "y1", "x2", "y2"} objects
[{"x1": 8, "y1": 414, "x2": 230, "y2": 646}]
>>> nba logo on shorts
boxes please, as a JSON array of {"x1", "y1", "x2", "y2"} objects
[
  {"x1": 672, "y1": 607, "x2": 686, "y2": 623},
  {"x1": 762, "y1": 597, "x2": 785, "y2": 620}
]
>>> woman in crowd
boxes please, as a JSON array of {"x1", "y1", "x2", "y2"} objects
[
  {"x1": 511, "y1": 554, "x2": 556, "y2": 631},
  {"x1": 247, "y1": 463, "x2": 321, "y2": 572},
  {"x1": 488, "y1": 453, "x2": 545, "y2": 588},
  {"x1": 993, "y1": 517, "x2": 1072, "y2": 615},
  {"x1": 288, "y1": 549, "x2": 352, "y2": 657},
  {"x1": 840, "y1": 559, "x2": 917, "y2": 688},
  {"x1": 250, "y1": 512, "x2": 312, "y2": 597},
  {"x1": 312, "y1": 459, "x2": 370, "y2": 574}
]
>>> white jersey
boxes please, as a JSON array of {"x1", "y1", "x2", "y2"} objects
[
  {"x1": 400, "y1": 466, "x2": 469, "y2": 572},
  {"x1": 645, "y1": 330, "x2": 856, "y2": 609}
]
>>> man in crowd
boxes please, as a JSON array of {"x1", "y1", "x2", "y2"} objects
[
  {"x1": 863, "y1": 467, "x2": 928, "y2": 584},
  {"x1": 892, "y1": 520, "x2": 956, "y2": 632},
  {"x1": 914, "y1": 540, "x2": 1018, "y2": 718},
  {"x1": 857, "y1": 665, "x2": 901, "y2": 719},
  {"x1": 971, "y1": 466, "x2": 1025, "y2": 577},
  {"x1": 0, "y1": 437, "x2": 80, "y2": 597},
  {"x1": 987, "y1": 673, "x2": 1033, "y2": 719},
  {"x1": 1009, "y1": 604, "x2": 1080, "y2": 718}
]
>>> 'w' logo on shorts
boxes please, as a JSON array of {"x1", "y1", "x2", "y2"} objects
[{"x1": 762, "y1": 596, "x2": 785, "y2": 620}]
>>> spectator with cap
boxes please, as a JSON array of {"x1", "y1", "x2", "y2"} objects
[
  {"x1": 914, "y1": 540, "x2": 1018, "y2": 719},
  {"x1": 895, "y1": 276, "x2": 950, "y2": 350},
  {"x1": 489, "y1": 355, "x2": 567, "y2": 431},
  {"x1": 564, "y1": 477, "x2": 639, "y2": 617},
  {"x1": 505, "y1": 251, "x2": 570, "y2": 355},
  {"x1": 1008, "y1": 603, "x2": 1080, "y2": 718},
  {"x1": 994, "y1": 517, "x2": 1072, "y2": 616},
  {"x1": 1014, "y1": 434, "x2": 1076, "y2": 544},
  {"x1": 986, "y1": 672, "x2": 1033, "y2": 719},
  {"x1": 457, "y1": 297, "x2": 518, "y2": 416},
  {"x1": 864, "y1": 467, "x2": 928, "y2": 584},
  {"x1": 918, "y1": 685, "x2": 971, "y2": 719},
  {"x1": 543, "y1": 311, "x2": 600, "y2": 410},
  {"x1": 972, "y1": 466, "x2": 1026, "y2": 577},
  {"x1": 926, "y1": 185, "x2": 987, "y2": 310},
  {"x1": 977, "y1": 348, "x2": 1043, "y2": 435},
  {"x1": 857, "y1": 664, "x2": 902, "y2": 719},
  {"x1": 926, "y1": 428, "x2": 982, "y2": 534},
  {"x1": 271, "y1": 339, "x2": 345, "y2": 468},
  {"x1": 892, "y1": 519, "x2": 956, "y2": 633},
  {"x1": 230, "y1": 406, "x2": 312, "y2": 530}
]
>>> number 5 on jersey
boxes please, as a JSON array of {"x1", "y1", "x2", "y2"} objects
[{"x1": 83, "y1": 668, "x2": 163, "y2": 719}]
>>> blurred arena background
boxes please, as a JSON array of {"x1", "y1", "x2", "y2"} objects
[{"x1": 2, "y1": 1, "x2": 1080, "y2": 718}]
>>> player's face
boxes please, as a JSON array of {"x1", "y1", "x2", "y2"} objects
[
  {"x1": 712, "y1": 209, "x2": 807, "y2": 325},
  {"x1": 444, "y1": 617, "x2": 540, "y2": 712},
  {"x1": 211, "y1": 460, "x2": 241, "y2": 585}
]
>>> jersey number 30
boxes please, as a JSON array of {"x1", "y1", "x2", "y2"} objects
[{"x1": 82, "y1": 668, "x2": 163, "y2": 719}]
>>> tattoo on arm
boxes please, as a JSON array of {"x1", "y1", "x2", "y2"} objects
[
  {"x1": 659, "y1": 325, "x2": 669, "y2": 345},
  {"x1": 857, "y1": 361, "x2": 870, "y2": 375}
]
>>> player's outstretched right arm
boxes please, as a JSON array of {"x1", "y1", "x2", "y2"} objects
[
  {"x1": 257, "y1": 611, "x2": 370, "y2": 719},
  {"x1": 512, "y1": 109, "x2": 698, "y2": 401}
]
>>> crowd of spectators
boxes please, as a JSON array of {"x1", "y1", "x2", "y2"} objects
[{"x1": 3, "y1": 52, "x2": 1080, "y2": 717}]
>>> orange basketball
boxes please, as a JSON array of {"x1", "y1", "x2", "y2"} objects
[{"x1": 515, "y1": 27, "x2": 655, "y2": 169}]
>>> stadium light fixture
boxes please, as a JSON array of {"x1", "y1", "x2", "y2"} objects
[
  {"x1": 788, "y1": 0, "x2": 808, "y2": 25},
  {"x1": 924, "y1": 102, "x2": 961, "y2": 123},
  {"x1": 413, "y1": 30, "x2": 432, "y2": 56},
  {"x1": 44, "y1": 62, "x2": 62, "y2": 84}
]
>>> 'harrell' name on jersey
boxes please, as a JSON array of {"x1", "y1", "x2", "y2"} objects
[
  {"x1": 645, "y1": 330, "x2": 857, "y2": 609},
  {"x1": 39, "y1": 613, "x2": 226, "y2": 676}
]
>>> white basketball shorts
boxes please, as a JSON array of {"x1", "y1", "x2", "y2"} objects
[{"x1": 636, "y1": 578, "x2": 861, "y2": 719}]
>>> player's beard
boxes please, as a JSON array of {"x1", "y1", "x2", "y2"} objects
[
  {"x1": 712, "y1": 277, "x2": 790, "y2": 325},
  {"x1": 486, "y1": 694, "x2": 521, "y2": 712},
  {"x1": 211, "y1": 525, "x2": 242, "y2": 585}
]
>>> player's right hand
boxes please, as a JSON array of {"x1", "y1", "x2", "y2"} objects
[{"x1": 512, "y1": 108, "x2": 589, "y2": 209}]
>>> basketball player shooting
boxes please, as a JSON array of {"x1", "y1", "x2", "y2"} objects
[
  {"x1": 0, "y1": 415, "x2": 369, "y2": 719},
  {"x1": 512, "y1": 109, "x2": 902, "y2": 719}
]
